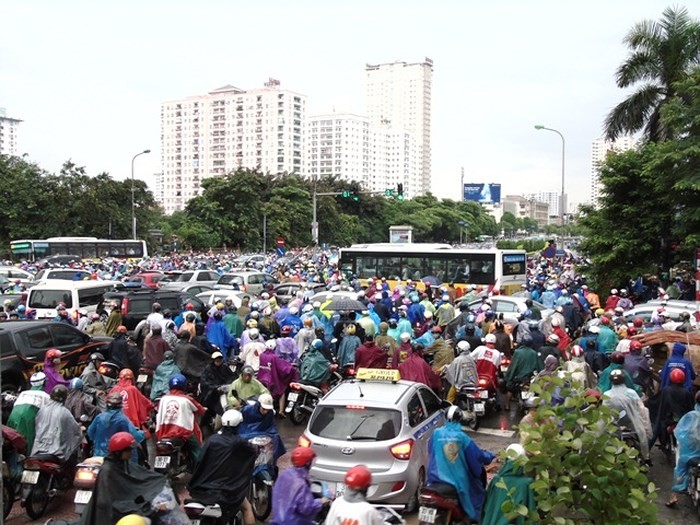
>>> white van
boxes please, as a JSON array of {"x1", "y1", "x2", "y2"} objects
[{"x1": 26, "y1": 280, "x2": 120, "y2": 320}]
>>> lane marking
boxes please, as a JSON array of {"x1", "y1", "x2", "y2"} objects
[{"x1": 470, "y1": 427, "x2": 516, "y2": 438}]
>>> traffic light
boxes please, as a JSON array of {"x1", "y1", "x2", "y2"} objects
[
  {"x1": 397, "y1": 183, "x2": 404, "y2": 201},
  {"x1": 341, "y1": 190, "x2": 351, "y2": 198},
  {"x1": 352, "y1": 192, "x2": 360, "y2": 202},
  {"x1": 384, "y1": 188, "x2": 394, "y2": 197}
]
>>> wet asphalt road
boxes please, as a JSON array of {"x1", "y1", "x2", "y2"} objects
[{"x1": 5, "y1": 408, "x2": 697, "y2": 524}]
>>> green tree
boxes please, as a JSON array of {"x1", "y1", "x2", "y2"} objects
[
  {"x1": 507, "y1": 375, "x2": 658, "y2": 524},
  {"x1": 604, "y1": 6, "x2": 700, "y2": 142}
]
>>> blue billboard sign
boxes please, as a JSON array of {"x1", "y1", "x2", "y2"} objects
[{"x1": 463, "y1": 183, "x2": 501, "y2": 204}]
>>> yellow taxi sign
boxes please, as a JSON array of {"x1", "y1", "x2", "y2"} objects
[{"x1": 355, "y1": 368, "x2": 401, "y2": 383}]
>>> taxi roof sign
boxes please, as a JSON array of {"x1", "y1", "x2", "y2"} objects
[{"x1": 355, "y1": 368, "x2": 401, "y2": 383}]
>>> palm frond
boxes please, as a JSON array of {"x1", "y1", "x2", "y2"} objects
[
  {"x1": 604, "y1": 84, "x2": 664, "y2": 141},
  {"x1": 615, "y1": 50, "x2": 661, "y2": 88}
]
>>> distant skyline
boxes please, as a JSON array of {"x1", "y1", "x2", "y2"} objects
[{"x1": 1, "y1": 0, "x2": 683, "y2": 209}]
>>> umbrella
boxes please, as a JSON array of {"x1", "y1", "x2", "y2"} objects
[
  {"x1": 324, "y1": 296, "x2": 367, "y2": 312},
  {"x1": 421, "y1": 275, "x2": 441, "y2": 287}
]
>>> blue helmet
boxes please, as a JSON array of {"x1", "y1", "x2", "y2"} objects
[
  {"x1": 69, "y1": 378, "x2": 84, "y2": 391},
  {"x1": 169, "y1": 374, "x2": 187, "y2": 391}
]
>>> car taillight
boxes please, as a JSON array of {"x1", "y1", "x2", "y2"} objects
[
  {"x1": 391, "y1": 481, "x2": 406, "y2": 492},
  {"x1": 346, "y1": 405, "x2": 366, "y2": 410},
  {"x1": 298, "y1": 435, "x2": 311, "y2": 448},
  {"x1": 390, "y1": 439, "x2": 414, "y2": 460},
  {"x1": 121, "y1": 298, "x2": 129, "y2": 316},
  {"x1": 478, "y1": 378, "x2": 488, "y2": 387}
]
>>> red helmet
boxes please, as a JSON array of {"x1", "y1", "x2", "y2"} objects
[
  {"x1": 119, "y1": 368, "x2": 135, "y2": 382},
  {"x1": 281, "y1": 325, "x2": 293, "y2": 337},
  {"x1": 611, "y1": 351, "x2": 625, "y2": 365},
  {"x1": 291, "y1": 447, "x2": 316, "y2": 468},
  {"x1": 600, "y1": 317, "x2": 611, "y2": 326},
  {"x1": 629, "y1": 340, "x2": 643, "y2": 353},
  {"x1": 670, "y1": 368, "x2": 686, "y2": 385},
  {"x1": 108, "y1": 432, "x2": 137, "y2": 453},
  {"x1": 627, "y1": 326, "x2": 637, "y2": 336},
  {"x1": 633, "y1": 317, "x2": 644, "y2": 328},
  {"x1": 46, "y1": 349, "x2": 62, "y2": 361},
  {"x1": 185, "y1": 303, "x2": 194, "y2": 310},
  {"x1": 570, "y1": 345, "x2": 584, "y2": 358},
  {"x1": 345, "y1": 465, "x2": 372, "y2": 491}
]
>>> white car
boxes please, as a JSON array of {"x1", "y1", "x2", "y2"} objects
[
  {"x1": 34, "y1": 268, "x2": 95, "y2": 282},
  {"x1": 196, "y1": 290, "x2": 253, "y2": 309},
  {"x1": 159, "y1": 270, "x2": 221, "y2": 291},
  {"x1": 214, "y1": 271, "x2": 278, "y2": 294},
  {"x1": 0, "y1": 266, "x2": 34, "y2": 286}
]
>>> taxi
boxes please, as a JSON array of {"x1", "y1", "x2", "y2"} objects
[{"x1": 298, "y1": 368, "x2": 446, "y2": 511}]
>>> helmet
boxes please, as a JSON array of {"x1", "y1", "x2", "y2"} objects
[
  {"x1": 611, "y1": 351, "x2": 625, "y2": 365},
  {"x1": 291, "y1": 446, "x2": 316, "y2": 468},
  {"x1": 505, "y1": 443, "x2": 526, "y2": 458},
  {"x1": 115, "y1": 516, "x2": 151, "y2": 525},
  {"x1": 265, "y1": 339, "x2": 277, "y2": 350},
  {"x1": 50, "y1": 384, "x2": 68, "y2": 403},
  {"x1": 446, "y1": 405, "x2": 463, "y2": 423},
  {"x1": 213, "y1": 311, "x2": 223, "y2": 321},
  {"x1": 600, "y1": 316, "x2": 611, "y2": 326},
  {"x1": 152, "y1": 302, "x2": 161, "y2": 312},
  {"x1": 670, "y1": 368, "x2": 686, "y2": 385},
  {"x1": 249, "y1": 328, "x2": 260, "y2": 339},
  {"x1": 90, "y1": 352, "x2": 105, "y2": 362},
  {"x1": 108, "y1": 432, "x2": 137, "y2": 454},
  {"x1": 627, "y1": 326, "x2": 637, "y2": 336},
  {"x1": 30, "y1": 371, "x2": 47, "y2": 386},
  {"x1": 584, "y1": 388, "x2": 602, "y2": 403},
  {"x1": 221, "y1": 409, "x2": 243, "y2": 427},
  {"x1": 168, "y1": 374, "x2": 187, "y2": 391},
  {"x1": 550, "y1": 318, "x2": 560, "y2": 327},
  {"x1": 311, "y1": 339, "x2": 323, "y2": 350},
  {"x1": 259, "y1": 393, "x2": 274, "y2": 410},
  {"x1": 117, "y1": 325, "x2": 128, "y2": 334},
  {"x1": 629, "y1": 340, "x2": 643, "y2": 353},
  {"x1": 547, "y1": 333, "x2": 560, "y2": 344},
  {"x1": 281, "y1": 325, "x2": 293, "y2": 337},
  {"x1": 484, "y1": 333, "x2": 497, "y2": 344},
  {"x1": 456, "y1": 341, "x2": 470, "y2": 352},
  {"x1": 609, "y1": 368, "x2": 625, "y2": 385},
  {"x1": 46, "y1": 348, "x2": 62, "y2": 361},
  {"x1": 344, "y1": 465, "x2": 372, "y2": 491},
  {"x1": 521, "y1": 334, "x2": 534, "y2": 347},
  {"x1": 570, "y1": 345, "x2": 583, "y2": 358},
  {"x1": 119, "y1": 368, "x2": 135, "y2": 382},
  {"x1": 681, "y1": 312, "x2": 691, "y2": 321},
  {"x1": 522, "y1": 309, "x2": 532, "y2": 319},
  {"x1": 185, "y1": 313, "x2": 196, "y2": 323},
  {"x1": 69, "y1": 378, "x2": 84, "y2": 390},
  {"x1": 633, "y1": 317, "x2": 644, "y2": 328},
  {"x1": 399, "y1": 332, "x2": 411, "y2": 342},
  {"x1": 106, "y1": 392, "x2": 124, "y2": 409}
]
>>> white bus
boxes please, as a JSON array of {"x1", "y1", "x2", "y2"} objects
[
  {"x1": 10, "y1": 237, "x2": 148, "y2": 262},
  {"x1": 339, "y1": 243, "x2": 527, "y2": 295}
]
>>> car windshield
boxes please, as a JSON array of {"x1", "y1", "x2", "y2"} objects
[
  {"x1": 29, "y1": 290, "x2": 73, "y2": 309},
  {"x1": 309, "y1": 406, "x2": 401, "y2": 441},
  {"x1": 219, "y1": 275, "x2": 244, "y2": 285},
  {"x1": 175, "y1": 272, "x2": 194, "y2": 282}
]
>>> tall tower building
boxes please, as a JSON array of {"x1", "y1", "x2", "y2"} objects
[
  {"x1": 591, "y1": 135, "x2": 637, "y2": 207},
  {"x1": 0, "y1": 108, "x2": 21, "y2": 156},
  {"x1": 160, "y1": 80, "x2": 306, "y2": 214},
  {"x1": 365, "y1": 58, "x2": 433, "y2": 195}
]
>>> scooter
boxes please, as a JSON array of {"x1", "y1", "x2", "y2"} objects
[
  {"x1": 689, "y1": 459, "x2": 700, "y2": 517},
  {"x1": 418, "y1": 482, "x2": 465, "y2": 525},
  {"x1": 19, "y1": 454, "x2": 75, "y2": 519},
  {"x1": 154, "y1": 437, "x2": 193, "y2": 483},
  {"x1": 286, "y1": 365, "x2": 343, "y2": 425},
  {"x1": 456, "y1": 376, "x2": 494, "y2": 431},
  {"x1": 72, "y1": 456, "x2": 103, "y2": 515},
  {"x1": 183, "y1": 500, "x2": 243, "y2": 525},
  {"x1": 248, "y1": 435, "x2": 276, "y2": 521},
  {"x1": 137, "y1": 366, "x2": 154, "y2": 397},
  {"x1": 3, "y1": 460, "x2": 17, "y2": 520}
]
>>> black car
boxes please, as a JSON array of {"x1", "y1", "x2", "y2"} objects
[
  {"x1": 0, "y1": 320, "x2": 112, "y2": 390},
  {"x1": 99, "y1": 289, "x2": 208, "y2": 331},
  {"x1": 272, "y1": 282, "x2": 326, "y2": 305},
  {"x1": 36, "y1": 254, "x2": 82, "y2": 266}
]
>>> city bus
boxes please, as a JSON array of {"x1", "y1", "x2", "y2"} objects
[
  {"x1": 9, "y1": 237, "x2": 148, "y2": 262},
  {"x1": 338, "y1": 243, "x2": 527, "y2": 295}
]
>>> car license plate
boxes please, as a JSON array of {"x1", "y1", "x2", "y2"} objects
[
  {"x1": 479, "y1": 390, "x2": 489, "y2": 399},
  {"x1": 474, "y1": 402, "x2": 485, "y2": 414},
  {"x1": 21, "y1": 470, "x2": 39, "y2": 484},
  {"x1": 500, "y1": 365, "x2": 508, "y2": 373},
  {"x1": 335, "y1": 482, "x2": 345, "y2": 498},
  {"x1": 287, "y1": 392, "x2": 299, "y2": 402},
  {"x1": 521, "y1": 390, "x2": 534, "y2": 400},
  {"x1": 74, "y1": 490, "x2": 93, "y2": 504},
  {"x1": 137, "y1": 374, "x2": 148, "y2": 383},
  {"x1": 154, "y1": 456, "x2": 171, "y2": 469},
  {"x1": 419, "y1": 506, "x2": 437, "y2": 523}
]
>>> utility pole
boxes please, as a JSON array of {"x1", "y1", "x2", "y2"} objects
[{"x1": 460, "y1": 166, "x2": 464, "y2": 202}]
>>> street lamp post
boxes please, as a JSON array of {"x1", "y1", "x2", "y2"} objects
[
  {"x1": 534, "y1": 125, "x2": 565, "y2": 225},
  {"x1": 131, "y1": 149, "x2": 151, "y2": 239}
]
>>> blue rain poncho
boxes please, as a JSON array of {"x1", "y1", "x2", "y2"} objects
[
  {"x1": 672, "y1": 403, "x2": 700, "y2": 492},
  {"x1": 150, "y1": 357, "x2": 181, "y2": 401},
  {"x1": 87, "y1": 408, "x2": 144, "y2": 461}
]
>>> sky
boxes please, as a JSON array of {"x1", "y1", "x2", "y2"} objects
[{"x1": 0, "y1": 0, "x2": 687, "y2": 211}]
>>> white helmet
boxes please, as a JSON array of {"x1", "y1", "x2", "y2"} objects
[
  {"x1": 456, "y1": 341, "x2": 470, "y2": 352},
  {"x1": 484, "y1": 334, "x2": 497, "y2": 344},
  {"x1": 221, "y1": 409, "x2": 243, "y2": 427},
  {"x1": 259, "y1": 393, "x2": 274, "y2": 410},
  {"x1": 400, "y1": 332, "x2": 412, "y2": 342},
  {"x1": 30, "y1": 371, "x2": 47, "y2": 386},
  {"x1": 505, "y1": 443, "x2": 526, "y2": 458},
  {"x1": 249, "y1": 328, "x2": 260, "y2": 339},
  {"x1": 265, "y1": 339, "x2": 277, "y2": 350}
]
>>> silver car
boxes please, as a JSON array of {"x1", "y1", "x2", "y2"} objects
[{"x1": 299, "y1": 370, "x2": 445, "y2": 510}]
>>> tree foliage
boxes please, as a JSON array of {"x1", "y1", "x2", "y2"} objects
[
  {"x1": 508, "y1": 375, "x2": 658, "y2": 524},
  {"x1": 604, "y1": 6, "x2": 700, "y2": 142}
]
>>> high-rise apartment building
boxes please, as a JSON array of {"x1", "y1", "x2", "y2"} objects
[
  {"x1": 160, "y1": 81, "x2": 306, "y2": 213},
  {"x1": 365, "y1": 59, "x2": 433, "y2": 195},
  {"x1": 306, "y1": 113, "x2": 419, "y2": 197},
  {"x1": 591, "y1": 135, "x2": 637, "y2": 207},
  {"x1": 524, "y1": 191, "x2": 560, "y2": 218},
  {"x1": 152, "y1": 172, "x2": 164, "y2": 207},
  {"x1": 0, "y1": 108, "x2": 21, "y2": 156}
]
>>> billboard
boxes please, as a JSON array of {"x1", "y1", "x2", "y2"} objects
[{"x1": 463, "y1": 183, "x2": 501, "y2": 204}]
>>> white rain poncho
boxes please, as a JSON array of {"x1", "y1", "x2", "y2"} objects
[
  {"x1": 603, "y1": 385, "x2": 650, "y2": 460},
  {"x1": 31, "y1": 399, "x2": 82, "y2": 460},
  {"x1": 672, "y1": 403, "x2": 700, "y2": 492}
]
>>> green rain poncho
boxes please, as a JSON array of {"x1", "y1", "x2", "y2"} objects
[{"x1": 481, "y1": 460, "x2": 536, "y2": 525}]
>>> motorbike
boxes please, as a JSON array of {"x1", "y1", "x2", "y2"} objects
[
  {"x1": 137, "y1": 366, "x2": 155, "y2": 397},
  {"x1": 689, "y1": 459, "x2": 700, "y2": 517},
  {"x1": 285, "y1": 365, "x2": 342, "y2": 426},
  {"x1": 3, "y1": 460, "x2": 17, "y2": 520},
  {"x1": 154, "y1": 437, "x2": 193, "y2": 483},
  {"x1": 418, "y1": 482, "x2": 466, "y2": 525},
  {"x1": 72, "y1": 456, "x2": 103, "y2": 515},
  {"x1": 310, "y1": 481, "x2": 405, "y2": 525},
  {"x1": 456, "y1": 375, "x2": 496, "y2": 431},
  {"x1": 97, "y1": 360, "x2": 121, "y2": 381},
  {"x1": 19, "y1": 454, "x2": 75, "y2": 519},
  {"x1": 184, "y1": 500, "x2": 243, "y2": 525},
  {"x1": 248, "y1": 435, "x2": 276, "y2": 521}
]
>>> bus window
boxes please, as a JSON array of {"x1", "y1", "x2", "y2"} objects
[
  {"x1": 469, "y1": 254, "x2": 495, "y2": 284},
  {"x1": 125, "y1": 242, "x2": 143, "y2": 257},
  {"x1": 111, "y1": 244, "x2": 126, "y2": 256},
  {"x1": 376, "y1": 257, "x2": 401, "y2": 280},
  {"x1": 68, "y1": 244, "x2": 83, "y2": 257},
  {"x1": 356, "y1": 257, "x2": 376, "y2": 279},
  {"x1": 502, "y1": 254, "x2": 526, "y2": 275},
  {"x1": 402, "y1": 257, "x2": 424, "y2": 281},
  {"x1": 97, "y1": 243, "x2": 111, "y2": 258},
  {"x1": 425, "y1": 257, "x2": 447, "y2": 282},
  {"x1": 340, "y1": 258, "x2": 354, "y2": 275},
  {"x1": 83, "y1": 244, "x2": 97, "y2": 259},
  {"x1": 49, "y1": 243, "x2": 67, "y2": 255}
]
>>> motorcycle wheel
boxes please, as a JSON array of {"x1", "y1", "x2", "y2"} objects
[
  {"x1": 24, "y1": 475, "x2": 50, "y2": 519},
  {"x1": 250, "y1": 476, "x2": 272, "y2": 521},
  {"x1": 466, "y1": 413, "x2": 480, "y2": 432},
  {"x1": 3, "y1": 477, "x2": 14, "y2": 520},
  {"x1": 288, "y1": 404, "x2": 307, "y2": 426}
]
